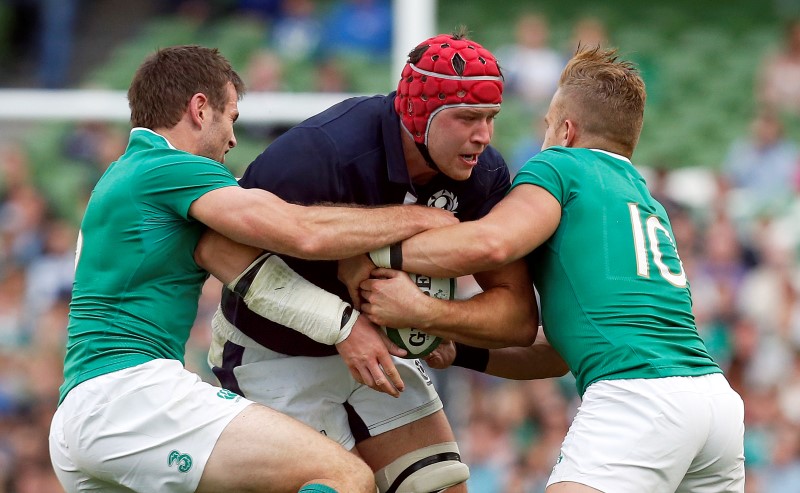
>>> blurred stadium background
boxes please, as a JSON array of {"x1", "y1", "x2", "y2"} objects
[{"x1": 1, "y1": 0, "x2": 800, "y2": 491}]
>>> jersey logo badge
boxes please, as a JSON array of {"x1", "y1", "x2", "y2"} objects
[
  {"x1": 428, "y1": 190, "x2": 459, "y2": 213},
  {"x1": 168, "y1": 450, "x2": 193, "y2": 473}
]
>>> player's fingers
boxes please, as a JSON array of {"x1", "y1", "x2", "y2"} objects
[
  {"x1": 366, "y1": 359, "x2": 399, "y2": 398},
  {"x1": 370, "y1": 268, "x2": 399, "y2": 279},
  {"x1": 424, "y1": 352, "x2": 444, "y2": 369},
  {"x1": 348, "y1": 286, "x2": 362, "y2": 310},
  {"x1": 348, "y1": 367, "x2": 365, "y2": 386},
  {"x1": 380, "y1": 361, "x2": 405, "y2": 393},
  {"x1": 380, "y1": 330, "x2": 408, "y2": 358}
]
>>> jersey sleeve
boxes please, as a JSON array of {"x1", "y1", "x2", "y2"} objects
[
  {"x1": 239, "y1": 127, "x2": 342, "y2": 204},
  {"x1": 138, "y1": 155, "x2": 239, "y2": 219},
  {"x1": 510, "y1": 147, "x2": 579, "y2": 206}
]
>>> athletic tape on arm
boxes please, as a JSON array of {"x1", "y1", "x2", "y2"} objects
[{"x1": 227, "y1": 253, "x2": 358, "y2": 345}]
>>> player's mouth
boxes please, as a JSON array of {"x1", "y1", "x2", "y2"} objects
[{"x1": 459, "y1": 153, "x2": 479, "y2": 165}]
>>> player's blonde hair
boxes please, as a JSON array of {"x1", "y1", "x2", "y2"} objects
[{"x1": 557, "y1": 46, "x2": 646, "y2": 154}]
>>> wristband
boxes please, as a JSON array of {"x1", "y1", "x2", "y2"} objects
[
  {"x1": 368, "y1": 242, "x2": 403, "y2": 269},
  {"x1": 452, "y1": 343, "x2": 490, "y2": 372}
]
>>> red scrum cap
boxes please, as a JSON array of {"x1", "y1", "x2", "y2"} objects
[{"x1": 395, "y1": 33, "x2": 504, "y2": 146}]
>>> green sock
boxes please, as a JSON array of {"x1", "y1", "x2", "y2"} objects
[{"x1": 298, "y1": 484, "x2": 339, "y2": 493}]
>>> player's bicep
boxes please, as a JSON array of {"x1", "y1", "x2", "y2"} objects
[
  {"x1": 482, "y1": 184, "x2": 561, "y2": 261},
  {"x1": 189, "y1": 186, "x2": 304, "y2": 251}
]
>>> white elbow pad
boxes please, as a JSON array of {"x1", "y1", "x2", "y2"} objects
[{"x1": 227, "y1": 253, "x2": 357, "y2": 345}]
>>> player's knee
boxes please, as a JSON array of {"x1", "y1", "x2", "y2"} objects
[
  {"x1": 337, "y1": 453, "x2": 376, "y2": 493},
  {"x1": 374, "y1": 442, "x2": 469, "y2": 493}
]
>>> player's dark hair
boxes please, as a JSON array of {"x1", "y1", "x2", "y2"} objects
[
  {"x1": 128, "y1": 45, "x2": 245, "y2": 129},
  {"x1": 406, "y1": 25, "x2": 472, "y2": 65},
  {"x1": 557, "y1": 46, "x2": 646, "y2": 154}
]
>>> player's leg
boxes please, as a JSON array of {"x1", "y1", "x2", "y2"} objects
[
  {"x1": 356, "y1": 409, "x2": 468, "y2": 493},
  {"x1": 346, "y1": 358, "x2": 469, "y2": 493},
  {"x1": 197, "y1": 403, "x2": 374, "y2": 493}
]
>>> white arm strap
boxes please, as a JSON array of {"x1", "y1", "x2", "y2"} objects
[{"x1": 227, "y1": 253, "x2": 357, "y2": 345}]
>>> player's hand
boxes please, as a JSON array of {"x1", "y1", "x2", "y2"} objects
[
  {"x1": 338, "y1": 254, "x2": 375, "y2": 309},
  {"x1": 424, "y1": 340, "x2": 457, "y2": 369},
  {"x1": 414, "y1": 204, "x2": 460, "y2": 230},
  {"x1": 360, "y1": 268, "x2": 431, "y2": 329},
  {"x1": 335, "y1": 314, "x2": 407, "y2": 397}
]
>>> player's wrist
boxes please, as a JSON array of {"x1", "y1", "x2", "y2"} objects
[
  {"x1": 369, "y1": 243, "x2": 403, "y2": 270},
  {"x1": 335, "y1": 306, "x2": 358, "y2": 344},
  {"x1": 452, "y1": 343, "x2": 490, "y2": 372}
]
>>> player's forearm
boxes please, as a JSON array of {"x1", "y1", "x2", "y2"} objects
[
  {"x1": 194, "y1": 229, "x2": 263, "y2": 285},
  {"x1": 291, "y1": 203, "x2": 457, "y2": 259},
  {"x1": 418, "y1": 288, "x2": 538, "y2": 348},
  {"x1": 484, "y1": 339, "x2": 569, "y2": 379},
  {"x1": 193, "y1": 187, "x2": 456, "y2": 261},
  {"x1": 398, "y1": 221, "x2": 513, "y2": 278}
]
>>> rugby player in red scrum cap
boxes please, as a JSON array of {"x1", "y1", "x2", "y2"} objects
[{"x1": 193, "y1": 28, "x2": 556, "y2": 492}]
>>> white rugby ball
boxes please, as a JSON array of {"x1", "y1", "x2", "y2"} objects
[{"x1": 384, "y1": 274, "x2": 456, "y2": 359}]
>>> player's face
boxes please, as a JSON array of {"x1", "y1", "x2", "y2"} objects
[
  {"x1": 200, "y1": 82, "x2": 239, "y2": 163},
  {"x1": 541, "y1": 90, "x2": 565, "y2": 150},
  {"x1": 426, "y1": 106, "x2": 498, "y2": 181}
]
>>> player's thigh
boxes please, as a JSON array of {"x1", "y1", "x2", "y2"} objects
[
  {"x1": 347, "y1": 357, "x2": 442, "y2": 451},
  {"x1": 197, "y1": 403, "x2": 371, "y2": 493},
  {"x1": 355, "y1": 409, "x2": 455, "y2": 471},
  {"x1": 356, "y1": 409, "x2": 466, "y2": 493},
  {"x1": 52, "y1": 360, "x2": 253, "y2": 493},
  {"x1": 224, "y1": 343, "x2": 358, "y2": 448}
]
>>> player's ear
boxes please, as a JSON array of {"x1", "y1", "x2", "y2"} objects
[
  {"x1": 563, "y1": 119, "x2": 578, "y2": 147},
  {"x1": 188, "y1": 92, "x2": 208, "y2": 128}
]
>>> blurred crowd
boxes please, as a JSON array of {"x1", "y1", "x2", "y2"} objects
[{"x1": 2, "y1": 3, "x2": 800, "y2": 492}]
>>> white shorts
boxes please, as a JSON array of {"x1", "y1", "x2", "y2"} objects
[
  {"x1": 209, "y1": 309, "x2": 443, "y2": 450},
  {"x1": 548, "y1": 373, "x2": 745, "y2": 493},
  {"x1": 49, "y1": 359, "x2": 253, "y2": 493}
]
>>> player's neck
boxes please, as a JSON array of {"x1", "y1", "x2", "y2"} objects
[{"x1": 401, "y1": 128, "x2": 438, "y2": 185}]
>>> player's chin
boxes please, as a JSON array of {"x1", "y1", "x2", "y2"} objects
[{"x1": 449, "y1": 160, "x2": 476, "y2": 181}]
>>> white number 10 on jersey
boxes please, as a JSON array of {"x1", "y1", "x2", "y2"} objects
[{"x1": 628, "y1": 203, "x2": 687, "y2": 288}]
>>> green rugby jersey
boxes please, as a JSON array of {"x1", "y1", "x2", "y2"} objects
[
  {"x1": 511, "y1": 146, "x2": 719, "y2": 397},
  {"x1": 59, "y1": 128, "x2": 239, "y2": 404}
]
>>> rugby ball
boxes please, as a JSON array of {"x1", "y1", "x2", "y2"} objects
[{"x1": 384, "y1": 274, "x2": 456, "y2": 359}]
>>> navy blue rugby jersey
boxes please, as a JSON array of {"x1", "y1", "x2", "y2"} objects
[{"x1": 222, "y1": 92, "x2": 510, "y2": 356}]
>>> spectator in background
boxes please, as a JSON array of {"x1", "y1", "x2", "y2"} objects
[
  {"x1": 244, "y1": 49, "x2": 285, "y2": 92},
  {"x1": 270, "y1": 0, "x2": 321, "y2": 62},
  {"x1": 37, "y1": 0, "x2": 79, "y2": 88},
  {"x1": 566, "y1": 16, "x2": 609, "y2": 51},
  {"x1": 497, "y1": 13, "x2": 564, "y2": 113},
  {"x1": 321, "y1": 0, "x2": 392, "y2": 58},
  {"x1": 240, "y1": 49, "x2": 293, "y2": 140},
  {"x1": 314, "y1": 57, "x2": 352, "y2": 93},
  {"x1": 758, "y1": 18, "x2": 800, "y2": 114},
  {"x1": 721, "y1": 109, "x2": 799, "y2": 216}
]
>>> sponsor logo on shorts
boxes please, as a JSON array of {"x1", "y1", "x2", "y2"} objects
[
  {"x1": 168, "y1": 450, "x2": 193, "y2": 473},
  {"x1": 414, "y1": 360, "x2": 432, "y2": 386},
  {"x1": 216, "y1": 389, "x2": 239, "y2": 400}
]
